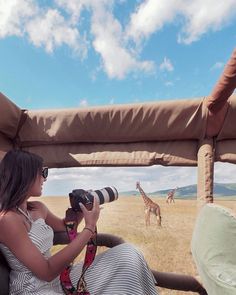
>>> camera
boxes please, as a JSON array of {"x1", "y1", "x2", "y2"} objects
[{"x1": 69, "y1": 186, "x2": 119, "y2": 212}]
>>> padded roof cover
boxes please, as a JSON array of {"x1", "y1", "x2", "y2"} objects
[{"x1": 0, "y1": 91, "x2": 236, "y2": 167}]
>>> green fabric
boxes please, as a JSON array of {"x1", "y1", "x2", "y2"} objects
[{"x1": 191, "y1": 204, "x2": 236, "y2": 295}]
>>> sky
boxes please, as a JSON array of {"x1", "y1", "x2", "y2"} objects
[{"x1": 1, "y1": 0, "x2": 236, "y2": 196}]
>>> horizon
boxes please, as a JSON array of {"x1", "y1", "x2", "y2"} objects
[
  {"x1": 41, "y1": 179, "x2": 236, "y2": 197},
  {"x1": 1, "y1": 1, "x2": 236, "y2": 195}
]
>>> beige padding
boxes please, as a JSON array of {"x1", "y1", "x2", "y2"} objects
[
  {"x1": 18, "y1": 99, "x2": 206, "y2": 145},
  {"x1": 23, "y1": 140, "x2": 198, "y2": 168},
  {"x1": 197, "y1": 139, "x2": 214, "y2": 205},
  {"x1": 0, "y1": 92, "x2": 22, "y2": 139},
  {"x1": 217, "y1": 96, "x2": 236, "y2": 140},
  {"x1": 215, "y1": 139, "x2": 236, "y2": 164},
  {"x1": 192, "y1": 204, "x2": 236, "y2": 295},
  {"x1": 0, "y1": 133, "x2": 13, "y2": 161}
]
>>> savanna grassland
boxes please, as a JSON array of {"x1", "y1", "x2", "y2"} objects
[{"x1": 36, "y1": 196, "x2": 236, "y2": 295}]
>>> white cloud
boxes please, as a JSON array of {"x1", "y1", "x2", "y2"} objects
[
  {"x1": 1, "y1": 0, "x2": 236, "y2": 78},
  {"x1": 214, "y1": 162, "x2": 236, "y2": 183},
  {"x1": 178, "y1": 0, "x2": 236, "y2": 44},
  {"x1": 43, "y1": 163, "x2": 236, "y2": 196},
  {"x1": 79, "y1": 98, "x2": 88, "y2": 107},
  {"x1": 90, "y1": 2, "x2": 154, "y2": 79},
  {"x1": 210, "y1": 62, "x2": 224, "y2": 71},
  {"x1": 165, "y1": 81, "x2": 174, "y2": 87},
  {"x1": 0, "y1": 0, "x2": 87, "y2": 57},
  {"x1": 109, "y1": 98, "x2": 115, "y2": 104},
  {"x1": 55, "y1": 0, "x2": 87, "y2": 25},
  {"x1": 54, "y1": 0, "x2": 154, "y2": 78},
  {"x1": 0, "y1": 0, "x2": 37, "y2": 37},
  {"x1": 43, "y1": 166, "x2": 198, "y2": 196},
  {"x1": 126, "y1": 0, "x2": 236, "y2": 45},
  {"x1": 160, "y1": 57, "x2": 174, "y2": 72},
  {"x1": 26, "y1": 8, "x2": 87, "y2": 56},
  {"x1": 126, "y1": 0, "x2": 178, "y2": 43}
]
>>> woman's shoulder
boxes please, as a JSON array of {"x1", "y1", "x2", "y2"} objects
[
  {"x1": 0, "y1": 210, "x2": 23, "y2": 241},
  {"x1": 0, "y1": 210, "x2": 19, "y2": 224}
]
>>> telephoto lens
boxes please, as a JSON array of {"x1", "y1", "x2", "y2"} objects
[{"x1": 69, "y1": 186, "x2": 118, "y2": 212}]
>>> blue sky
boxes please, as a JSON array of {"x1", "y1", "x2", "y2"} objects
[{"x1": 1, "y1": 0, "x2": 236, "y2": 196}]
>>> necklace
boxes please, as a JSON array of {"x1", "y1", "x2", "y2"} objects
[{"x1": 16, "y1": 206, "x2": 34, "y2": 223}]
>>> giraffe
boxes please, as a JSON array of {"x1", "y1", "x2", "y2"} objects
[
  {"x1": 136, "y1": 181, "x2": 161, "y2": 226},
  {"x1": 166, "y1": 187, "x2": 178, "y2": 204}
]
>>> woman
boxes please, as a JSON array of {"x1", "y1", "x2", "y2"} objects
[{"x1": 0, "y1": 150, "x2": 158, "y2": 295}]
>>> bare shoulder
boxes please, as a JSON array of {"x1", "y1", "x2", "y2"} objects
[
  {"x1": 0, "y1": 210, "x2": 18, "y2": 225},
  {"x1": 0, "y1": 211, "x2": 24, "y2": 242}
]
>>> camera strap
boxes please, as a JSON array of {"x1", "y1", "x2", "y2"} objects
[{"x1": 60, "y1": 208, "x2": 97, "y2": 295}]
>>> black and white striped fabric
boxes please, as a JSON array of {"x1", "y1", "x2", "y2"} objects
[{"x1": 0, "y1": 218, "x2": 158, "y2": 295}]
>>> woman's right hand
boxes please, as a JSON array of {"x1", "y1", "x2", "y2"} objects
[{"x1": 79, "y1": 197, "x2": 100, "y2": 230}]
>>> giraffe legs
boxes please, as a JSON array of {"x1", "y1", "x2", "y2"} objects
[
  {"x1": 155, "y1": 208, "x2": 161, "y2": 226},
  {"x1": 145, "y1": 209, "x2": 151, "y2": 226},
  {"x1": 145, "y1": 209, "x2": 161, "y2": 226},
  {"x1": 154, "y1": 212, "x2": 161, "y2": 226},
  {"x1": 166, "y1": 197, "x2": 175, "y2": 204},
  {"x1": 156, "y1": 214, "x2": 161, "y2": 226}
]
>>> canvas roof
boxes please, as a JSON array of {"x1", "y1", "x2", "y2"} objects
[{"x1": 0, "y1": 91, "x2": 236, "y2": 168}]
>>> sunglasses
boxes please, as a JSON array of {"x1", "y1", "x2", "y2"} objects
[{"x1": 42, "y1": 167, "x2": 49, "y2": 179}]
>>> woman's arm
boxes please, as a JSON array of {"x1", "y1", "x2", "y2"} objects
[
  {"x1": 0, "y1": 199, "x2": 100, "y2": 282},
  {"x1": 30, "y1": 201, "x2": 83, "y2": 232}
]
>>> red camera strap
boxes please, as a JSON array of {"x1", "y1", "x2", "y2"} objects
[{"x1": 60, "y1": 209, "x2": 97, "y2": 295}]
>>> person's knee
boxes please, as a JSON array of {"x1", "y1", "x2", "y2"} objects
[{"x1": 117, "y1": 243, "x2": 145, "y2": 264}]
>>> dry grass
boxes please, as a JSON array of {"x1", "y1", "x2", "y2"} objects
[{"x1": 34, "y1": 195, "x2": 236, "y2": 295}]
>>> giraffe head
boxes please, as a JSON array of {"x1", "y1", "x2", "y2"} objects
[
  {"x1": 136, "y1": 181, "x2": 140, "y2": 189},
  {"x1": 171, "y1": 186, "x2": 178, "y2": 192}
]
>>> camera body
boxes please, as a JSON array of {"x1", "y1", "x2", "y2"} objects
[{"x1": 69, "y1": 186, "x2": 118, "y2": 212}]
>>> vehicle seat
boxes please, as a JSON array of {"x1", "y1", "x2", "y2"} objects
[
  {"x1": 0, "y1": 231, "x2": 124, "y2": 295},
  {"x1": 191, "y1": 203, "x2": 236, "y2": 295}
]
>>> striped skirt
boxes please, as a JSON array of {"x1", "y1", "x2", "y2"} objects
[{"x1": 70, "y1": 243, "x2": 159, "y2": 295}]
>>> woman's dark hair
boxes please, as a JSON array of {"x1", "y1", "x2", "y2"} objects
[{"x1": 0, "y1": 150, "x2": 43, "y2": 211}]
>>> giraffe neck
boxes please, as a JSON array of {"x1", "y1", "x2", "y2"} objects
[
  {"x1": 138, "y1": 187, "x2": 153, "y2": 207},
  {"x1": 169, "y1": 189, "x2": 175, "y2": 196}
]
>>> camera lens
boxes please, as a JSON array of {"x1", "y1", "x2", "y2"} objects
[
  {"x1": 89, "y1": 186, "x2": 118, "y2": 205},
  {"x1": 69, "y1": 186, "x2": 118, "y2": 212}
]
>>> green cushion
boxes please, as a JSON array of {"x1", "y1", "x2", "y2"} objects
[{"x1": 191, "y1": 204, "x2": 236, "y2": 295}]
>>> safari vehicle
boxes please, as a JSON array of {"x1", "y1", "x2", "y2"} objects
[{"x1": 1, "y1": 48, "x2": 236, "y2": 295}]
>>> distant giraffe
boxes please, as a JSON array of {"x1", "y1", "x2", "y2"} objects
[
  {"x1": 166, "y1": 187, "x2": 178, "y2": 204},
  {"x1": 136, "y1": 181, "x2": 161, "y2": 226}
]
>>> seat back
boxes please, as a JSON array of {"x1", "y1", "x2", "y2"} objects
[
  {"x1": 191, "y1": 204, "x2": 236, "y2": 295},
  {"x1": 0, "y1": 231, "x2": 123, "y2": 293},
  {"x1": 0, "y1": 250, "x2": 10, "y2": 295},
  {"x1": 0, "y1": 231, "x2": 69, "y2": 294}
]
